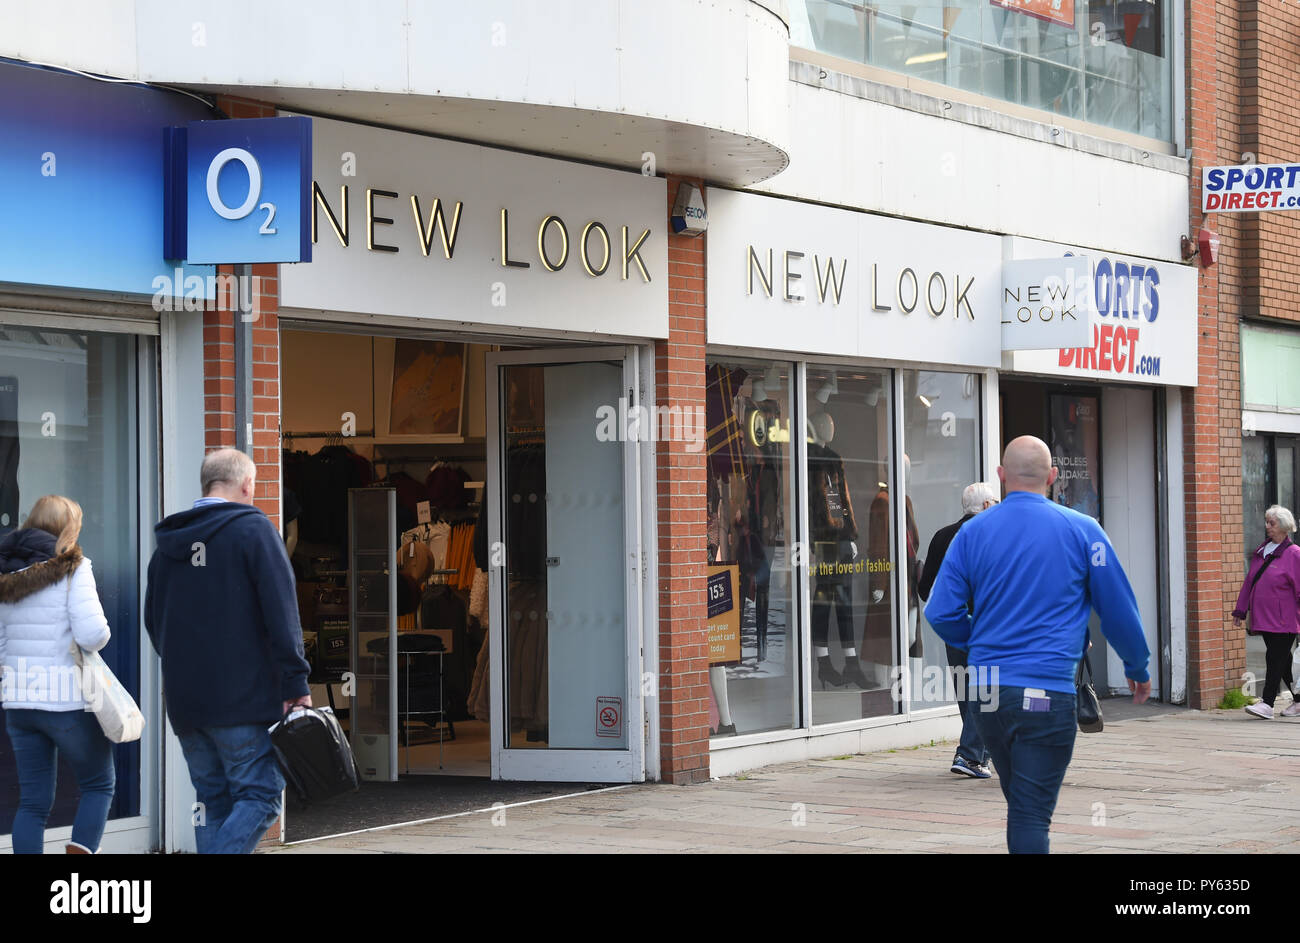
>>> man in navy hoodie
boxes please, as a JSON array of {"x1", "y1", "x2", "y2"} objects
[
  {"x1": 145, "y1": 448, "x2": 310, "y2": 854},
  {"x1": 925, "y1": 436, "x2": 1151, "y2": 854}
]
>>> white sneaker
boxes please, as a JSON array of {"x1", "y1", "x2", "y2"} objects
[
  {"x1": 1245, "y1": 702, "x2": 1274, "y2": 719},
  {"x1": 1281, "y1": 701, "x2": 1300, "y2": 717}
]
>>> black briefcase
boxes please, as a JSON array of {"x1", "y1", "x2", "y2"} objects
[{"x1": 270, "y1": 706, "x2": 360, "y2": 803}]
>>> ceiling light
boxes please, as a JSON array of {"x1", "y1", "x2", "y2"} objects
[{"x1": 905, "y1": 51, "x2": 948, "y2": 65}]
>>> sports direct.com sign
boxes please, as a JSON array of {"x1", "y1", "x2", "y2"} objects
[{"x1": 1202, "y1": 163, "x2": 1300, "y2": 213}]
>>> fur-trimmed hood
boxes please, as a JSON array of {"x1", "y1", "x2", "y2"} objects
[{"x1": 0, "y1": 528, "x2": 83, "y2": 603}]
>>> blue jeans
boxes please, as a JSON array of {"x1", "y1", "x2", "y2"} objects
[
  {"x1": 973, "y1": 686, "x2": 1077, "y2": 854},
  {"x1": 177, "y1": 724, "x2": 284, "y2": 854},
  {"x1": 945, "y1": 644, "x2": 989, "y2": 766},
  {"x1": 5, "y1": 708, "x2": 116, "y2": 854}
]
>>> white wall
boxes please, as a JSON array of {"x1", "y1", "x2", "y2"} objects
[{"x1": 756, "y1": 79, "x2": 1189, "y2": 263}]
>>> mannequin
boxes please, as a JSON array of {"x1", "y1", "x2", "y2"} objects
[
  {"x1": 864, "y1": 454, "x2": 922, "y2": 683},
  {"x1": 808, "y1": 408, "x2": 866, "y2": 688}
]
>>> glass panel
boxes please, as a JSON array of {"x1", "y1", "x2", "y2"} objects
[
  {"x1": 1278, "y1": 446, "x2": 1295, "y2": 522},
  {"x1": 502, "y1": 361, "x2": 627, "y2": 750},
  {"x1": 349, "y1": 488, "x2": 396, "y2": 781},
  {"x1": 0, "y1": 329, "x2": 143, "y2": 834},
  {"x1": 806, "y1": 365, "x2": 896, "y2": 724},
  {"x1": 1242, "y1": 436, "x2": 1272, "y2": 562},
  {"x1": 791, "y1": 0, "x2": 1172, "y2": 140},
  {"x1": 905, "y1": 370, "x2": 982, "y2": 713},
  {"x1": 705, "y1": 359, "x2": 799, "y2": 738}
]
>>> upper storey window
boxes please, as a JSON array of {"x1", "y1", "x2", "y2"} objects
[{"x1": 791, "y1": 0, "x2": 1173, "y2": 142}]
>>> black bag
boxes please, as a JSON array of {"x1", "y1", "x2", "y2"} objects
[
  {"x1": 1076, "y1": 650, "x2": 1103, "y2": 733},
  {"x1": 270, "y1": 706, "x2": 360, "y2": 804}
]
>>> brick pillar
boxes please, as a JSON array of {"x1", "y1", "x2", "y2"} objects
[
  {"x1": 1183, "y1": 0, "x2": 1230, "y2": 708},
  {"x1": 209, "y1": 98, "x2": 286, "y2": 843},
  {"x1": 656, "y1": 177, "x2": 710, "y2": 783}
]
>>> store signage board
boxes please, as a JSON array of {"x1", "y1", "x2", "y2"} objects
[
  {"x1": 279, "y1": 116, "x2": 668, "y2": 339},
  {"x1": 0, "y1": 60, "x2": 215, "y2": 296},
  {"x1": 705, "y1": 188, "x2": 1003, "y2": 368},
  {"x1": 1202, "y1": 162, "x2": 1300, "y2": 213},
  {"x1": 1001, "y1": 257, "x2": 1093, "y2": 351},
  {"x1": 989, "y1": 0, "x2": 1074, "y2": 29},
  {"x1": 1005, "y1": 237, "x2": 1198, "y2": 387},
  {"x1": 166, "y1": 115, "x2": 313, "y2": 264}
]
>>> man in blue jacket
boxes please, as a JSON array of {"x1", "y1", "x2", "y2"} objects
[
  {"x1": 145, "y1": 448, "x2": 311, "y2": 854},
  {"x1": 924, "y1": 436, "x2": 1150, "y2": 854}
]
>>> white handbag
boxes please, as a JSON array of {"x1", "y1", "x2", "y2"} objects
[
  {"x1": 72, "y1": 644, "x2": 145, "y2": 743},
  {"x1": 64, "y1": 575, "x2": 145, "y2": 744}
]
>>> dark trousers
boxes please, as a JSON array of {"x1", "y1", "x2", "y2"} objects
[
  {"x1": 812, "y1": 560, "x2": 855, "y2": 649},
  {"x1": 945, "y1": 644, "x2": 989, "y2": 765},
  {"x1": 1261, "y1": 632, "x2": 1297, "y2": 707}
]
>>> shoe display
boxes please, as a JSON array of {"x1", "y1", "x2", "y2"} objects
[
  {"x1": 840, "y1": 655, "x2": 869, "y2": 689},
  {"x1": 950, "y1": 754, "x2": 992, "y2": 779},
  {"x1": 1245, "y1": 702, "x2": 1274, "y2": 720},
  {"x1": 711, "y1": 723, "x2": 737, "y2": 736},
  {"x1": 816, "y1": 656, "x2": 845, "y2": 690}
]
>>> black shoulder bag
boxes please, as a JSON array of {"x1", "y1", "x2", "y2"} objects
[{"x1": 1076, "y1": 644, "x2": 1103, "y2": 733}]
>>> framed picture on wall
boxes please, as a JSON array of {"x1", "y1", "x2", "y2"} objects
[
  {"x1": 386, "y1": 339, "x2": 466, "y2": 439},
  {"x1": 1048, "y1": 391, "x2": 1101, "y2": 522}
]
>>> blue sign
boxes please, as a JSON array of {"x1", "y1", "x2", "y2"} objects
[
  {"x1": 0, "y1": 60, "x2": 215, "y2": 296},
  {"x1": 166, "y1": 116, "x2": 311, "y2": 264}
]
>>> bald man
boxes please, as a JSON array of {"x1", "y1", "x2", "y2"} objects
[{"x1": 924, "y1": 436, "x2": 1150, "y2": 854}]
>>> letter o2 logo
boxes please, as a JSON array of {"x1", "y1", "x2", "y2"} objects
[{"x1": 206, "y1": 148, "x2": 277, "y2": 233}]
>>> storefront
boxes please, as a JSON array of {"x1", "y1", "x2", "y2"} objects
[
  {"x1": 0, "y1": 59, "x2": 217, "y2": 853},
  {"x1": 272, "y1": 113, "x2": 667, "y2": 818},
  {"x1": 1002, "y1": 237, "x2": 1197, "y2": 703},
  {"x1": 703, "y1": 188, "x2": 1004, "y2": 773}
]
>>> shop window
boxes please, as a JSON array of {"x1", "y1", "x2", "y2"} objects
[
  {"x1": 705, "y1": 359, "x2": 800, "y2": 737},
  {"x1": 905, "y1": 370, "x2": 983, "y2": 713},
  {"x1": 1243, "y1": 434, "x2": 1299, "y2": 561},
  {"x1": 790, "y1": 0, "x2": 1174, "y2": 142},
  {"x1": 804, "y1": 365, "x2": 896, "y2": 724},
  {"x1": 0, "y1": 328, "x2": 145, "y2": 838}
]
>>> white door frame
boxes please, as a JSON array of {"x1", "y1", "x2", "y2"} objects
[{"x1": 486, "y1": 346, "x2": 646, "y2": 782}]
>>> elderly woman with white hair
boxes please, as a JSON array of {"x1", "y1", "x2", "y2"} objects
[{"x1": 1232, "y1": 505, "x2": 1300, "y2": 719}]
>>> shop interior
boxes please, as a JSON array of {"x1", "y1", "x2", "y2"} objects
[{"x1": 281, "y1": 328, "x2": 498, "y2": 794}]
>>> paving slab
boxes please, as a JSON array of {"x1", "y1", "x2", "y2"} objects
[{"x1": 273, "y1": 708, "x2": 1300, "y2": 854}]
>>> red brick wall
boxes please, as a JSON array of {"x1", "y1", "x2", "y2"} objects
[
  {"x1": 656, "y1": 177, "x2": 710, "y2": 783},
  {"x1": 1185, "y1": 0, "x2": 1300, "y2": 707}
]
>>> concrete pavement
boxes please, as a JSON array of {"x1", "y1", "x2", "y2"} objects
[{"x1": 274, "y1": 700, "x2": 1300, "y2": 854}]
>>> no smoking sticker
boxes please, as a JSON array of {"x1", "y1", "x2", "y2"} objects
[{"x1": 596, "y1": 696, "x2": 622, "y2": 738}]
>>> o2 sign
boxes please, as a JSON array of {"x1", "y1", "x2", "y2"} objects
[{"x1": 165, "y1": 116, "x2": 311, "y2": 264}]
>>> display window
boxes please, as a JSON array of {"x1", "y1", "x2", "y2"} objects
[
  {"x1": 705, "y1": 358, "x2": 800, "y2": 737},
  {"x1": 0, "y1": 325, "x2": 149, "y2": 845},
  {"x1": 905, "y1": 369, "x2": 984, "y2": 713},
  {"x1": 804, "y1": 365, "x2": 897, "y2": 724}
]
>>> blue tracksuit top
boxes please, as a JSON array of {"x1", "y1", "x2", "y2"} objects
[{"x1": 924, "y1": 490, "x2": 1150, "y2": 694}]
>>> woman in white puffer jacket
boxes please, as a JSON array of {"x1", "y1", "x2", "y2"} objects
[{"x1": 0, "y1": 495, "x2": 114, "y2": 854}]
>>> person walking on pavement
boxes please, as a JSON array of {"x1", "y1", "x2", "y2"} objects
[
  {"x1": 918, "y1": 481, "x2": 999, "y2": 780},
  {"x1": 0, "y1": 495, "x2": 115, "y2": 854},
  {"x1": 924, "y1": 436, "x2": 1151, "y2": 854},
  {"x1": 144, "y1": 448, "x2": 311, "y2": 854},
  {"x1": 1232, "y1": 505, "x2": 1300, "y2": 719}
]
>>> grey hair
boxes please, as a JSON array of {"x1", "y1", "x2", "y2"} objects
[
  {"x1": 1265, "y1": 505, "x2": 1297, "y2": 535},
  {"x1": 961, "y1": 481, "x2": 1000, "y2": 516},
  {"x1": 201, "y1": 448, "x2": 256, "y2": 496}
]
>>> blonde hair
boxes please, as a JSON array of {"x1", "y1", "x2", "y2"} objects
[{"x1": 22, "y1": 495, "x2": 83, "y2": 555}]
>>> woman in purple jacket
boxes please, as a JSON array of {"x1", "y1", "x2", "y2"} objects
[{"x1": 1233, "y1": 505, "x2": 1300, "y2": 719}]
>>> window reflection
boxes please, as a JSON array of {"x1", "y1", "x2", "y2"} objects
[{"x1": 791, "y1": 0, "x2": 1172, "y2": 141}]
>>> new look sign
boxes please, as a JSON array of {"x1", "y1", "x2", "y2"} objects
[
  {"x1": 1001, "y1": 258, "x2": 1093, "y2": 350},
  {"x1": 165, "y1": 116, "x2": 312, "y2": 264}
]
